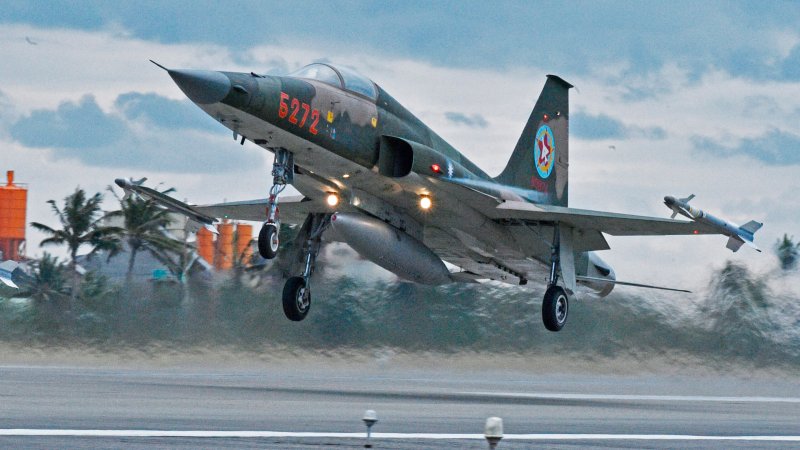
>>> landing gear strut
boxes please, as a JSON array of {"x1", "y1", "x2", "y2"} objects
[
  {"x1": 282, "y1": 213, "x2": 332, "y2": 321},
  {"x1": 258, "y1": 149, "x2": 293, "y2": 259},
  {"x1": 542, "y1": 224, "x2": 569, "y2": 332}
]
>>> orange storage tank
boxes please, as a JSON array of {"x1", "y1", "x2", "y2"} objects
[
  {"x1": 0, "y1": 171, "x2": 27, "y2": 261},
  {"x1": 196, "y1": 227, "x2": 215, "y2": 265},
  {"x1": 235, "y1": 224, "x2": 253, "y2": 265},
  {"x1": 215, "y1": 222, "x2": 234, "y2": 270}
]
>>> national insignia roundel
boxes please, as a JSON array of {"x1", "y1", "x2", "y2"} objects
[{"x1": 533, "y1": 125, "x2": 555, "y2": 179}]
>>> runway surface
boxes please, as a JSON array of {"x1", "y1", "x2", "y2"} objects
[{"x1": 0, "y1": 355, "x2": 799, "y2": 449}]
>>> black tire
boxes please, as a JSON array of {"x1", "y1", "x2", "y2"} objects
[
  {"x1": 258, "y1": 223, "x2": 279, "y2": 259},
  {"x1": 542, "y1": 285, "x2": 569, "y2": 332},
  {"x1": 282, "y1": 276, "x2": 310, "y2": 321}
]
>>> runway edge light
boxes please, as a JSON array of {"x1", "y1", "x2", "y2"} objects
[
  {"x1": 485, "y1": 416, "x2": 503, "y2": 449},
  {"x1": 362, "y1": 409, "x2": 377, "y2": 448}
]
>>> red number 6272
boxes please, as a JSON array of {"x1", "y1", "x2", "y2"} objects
[{"x1": 279, "y1": 92, "x2": 319, "y2": 135}]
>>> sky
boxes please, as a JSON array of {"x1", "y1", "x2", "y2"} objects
[{"x1": 1, "y1": 1, "x2": 799, "y2": 290}]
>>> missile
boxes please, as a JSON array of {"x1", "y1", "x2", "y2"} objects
[
  {"x1": 114, "y1": 178, "x2": 218, "y2": 234},
  {"x1": 329, "y1": 212, "x2": 452, "y2": 285},
  {"x1": 0, "y1": 260, "x2": 19, "y2": 289},
  {"x1": 664, "y1": 194, "x2": 762, "y2": 252}
]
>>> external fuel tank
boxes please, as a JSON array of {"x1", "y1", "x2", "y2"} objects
[{"x1": 329, "y1": 212, "x2": 452, "y2": 285}]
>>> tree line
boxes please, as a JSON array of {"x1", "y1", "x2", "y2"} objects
[{"x1": 0, "y1": 185, "x2": 796, "y2": 368}]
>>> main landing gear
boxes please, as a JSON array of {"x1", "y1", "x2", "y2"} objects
[
  {"x1": 282, "y1": 214, "x2": 331, "y2": 321},
  {"x1": 542, "y1": 225, "x2": 570, "y2": 332},
  {"x1": 258, "y1": 148, "x2": 293, "y2": 260}
]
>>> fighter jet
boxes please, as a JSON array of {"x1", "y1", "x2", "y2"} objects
[{"x1": 121, "y1": 61, "x2": 751, "y2": 331}]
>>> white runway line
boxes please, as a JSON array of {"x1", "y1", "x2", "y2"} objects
[
  {"x1": 462, "y1": 391, "x2": 800, "y2": 403},
  {"x1": 1, "y1": 430, "x2": 800, "y2": 441}
]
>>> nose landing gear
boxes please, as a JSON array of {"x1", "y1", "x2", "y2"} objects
[{"x1": 258, "y1": 148, "x2": 293, "y2": 260}]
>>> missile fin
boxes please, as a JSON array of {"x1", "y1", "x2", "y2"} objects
[
  {"x1": 726, "y1": 236, "x2": 745, "y2": 252},
  {"x1": 740, "y1": 220, "x2": 763, "y2": 234},
  {"x1": 679, "y1": 194, "x2": 695, "y2": 203}
]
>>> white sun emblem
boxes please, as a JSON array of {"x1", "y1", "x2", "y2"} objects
[{"x1": 446, "y1": 160, "x2": 454, "y2": 178}]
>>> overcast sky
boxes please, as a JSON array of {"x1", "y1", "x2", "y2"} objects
[{"x1": 1, "y1": 1, "x2": 798, "y2": 289}]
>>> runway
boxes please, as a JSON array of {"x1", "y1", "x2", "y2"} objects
[{"x1": 0, "y1": 356, "x2": 798, "y2": 449}]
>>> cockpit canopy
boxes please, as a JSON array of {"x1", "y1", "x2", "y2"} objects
[{"x1": 288, "y1": 63, "x2": 378, "y2": 100}]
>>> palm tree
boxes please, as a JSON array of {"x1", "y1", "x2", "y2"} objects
[
  {"x1": 106, "y1": 187, "x2": 185, "y2": 281},
  {"x1": 16, "y1": 253, "x2": 71, "y2": 334},
  {"x1": 30, "y1": 188, "x2": 121, "y2": 306},
  {"x1": 775, "y1": 234, "x2": 800, "y2": 271},
  {"x1": 22, "y1": 252, "x2": 69, "y2": 309}
]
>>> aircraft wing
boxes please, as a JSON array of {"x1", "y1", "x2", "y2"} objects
[
  {"x1": 193, "y1": 195, "x2": 330, "y2": 223},
  {"x1": 490, "y1": 200, "x2": 719, "y2": 236},
  {"x1": 115, "y1": 177, "x2": 332, "y2": 227}
]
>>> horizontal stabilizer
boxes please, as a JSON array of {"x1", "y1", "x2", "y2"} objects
[
  {"x1": 577, "y1": 275, "x2": 691, "y2": 293},
  {"x1": 740, "y1": 220, "x2": 763, "y2": 234},
  {"x1": 0, "y1": 261, "x2": 18, "y2": 272},
  {"x1": 680, "y1": 194, "x2": 695, "y2": 203}
]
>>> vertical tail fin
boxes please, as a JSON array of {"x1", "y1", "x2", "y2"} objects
[{"x1": 494, "y1": 74, "x2": 572, "y2": 206}]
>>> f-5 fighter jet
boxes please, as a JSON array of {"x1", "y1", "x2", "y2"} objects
[{"x1": 118, "y1": 61, "x2": 758, "y2": 331}]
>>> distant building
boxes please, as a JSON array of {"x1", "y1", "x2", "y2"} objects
[{"x1": 78, "y1": 213, "x2": 258, "y2": 283}]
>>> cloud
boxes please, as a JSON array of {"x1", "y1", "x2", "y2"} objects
[
  {"x1": 571, "y1": 111, "x2": 666, "y2": 141},
  {"x1": 8, "y1": 93, "x2": 263, "y2": 173},
  {"x1": 4, "y1": 1, "x2": 800, "y2": 81},
  {"x1": 781, "y1": 45, "x2": 800, "y2": 80},
  {"x1": 0, "y1": 90, "x2": 17, "y2": 138},
  {"x1": 692, "y1": 129, "x2": 800, "y2": 165},
  {"x1": 444, "y1": 112, "x2": 488, "y2": 128},
  {"x1": 10, "y1": 95, "x2": 126, "y2": 148},
  {"x1": 0, "y1": 22, "x2": 797, "y2": 288},
  {"x1": 114, "y1": 92, "x2": 216, "y2": 130}
]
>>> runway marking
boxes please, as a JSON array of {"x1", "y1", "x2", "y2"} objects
[
  {"x1": 1, "y1": 430, "x2": 800, "y2": 441},
  {"x1": 462, "y1": 391, "x2": 800, "y2": 403}
]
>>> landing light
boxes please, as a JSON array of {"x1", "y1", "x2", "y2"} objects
[
  {"x1": 342, "y1": 173, "x2": 350, "y2": 179},
  {"x1": 326, "y1": 193, "x2": 339, "y2": 207},
  {"x1": 419, "y1": 195, "x2": 432, "y2": 210}
]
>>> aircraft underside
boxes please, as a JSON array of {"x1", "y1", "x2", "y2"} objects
[{"x1": 200, "y1": 101, "x2": 589, "y2": 287}]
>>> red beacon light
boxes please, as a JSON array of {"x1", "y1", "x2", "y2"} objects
[
  {"x1": 543, "y1": 113, "x2": 549, "y2": 122},
  {"x1": 430, "y1": 163, "x2": 442, "y2": 174}
]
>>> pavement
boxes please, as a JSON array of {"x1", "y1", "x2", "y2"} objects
[{"x1": 0, "y1": 353, "x2": 799, "y2": 449}]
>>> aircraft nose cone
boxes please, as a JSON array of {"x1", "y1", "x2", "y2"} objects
[
  {"x1": 664, "y1": 196, "x2": 675, "y2": 205},
  {"x1": 168, "y1": 69, "x2": 231, "y2": 104}
]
